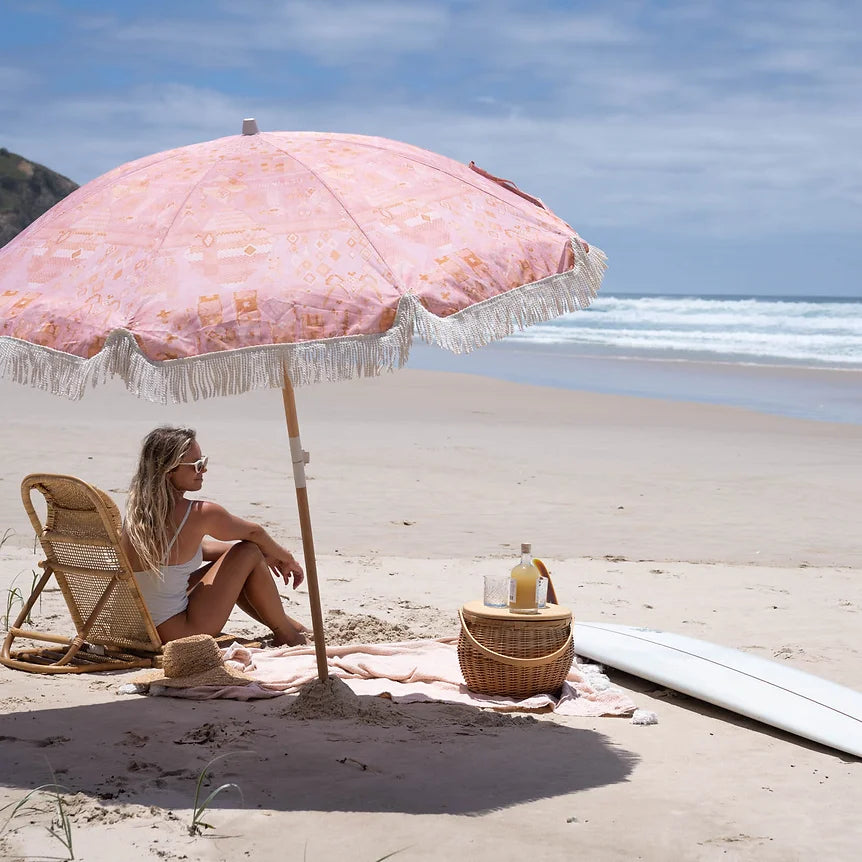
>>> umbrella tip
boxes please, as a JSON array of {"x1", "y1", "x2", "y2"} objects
[{"x1": 242, "y1": 118, "x2": 260, "y2": 136}]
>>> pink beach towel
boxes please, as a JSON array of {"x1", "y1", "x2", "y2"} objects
[{"x1": 144, "y1": 638, "x2": 636, "y2": 717}]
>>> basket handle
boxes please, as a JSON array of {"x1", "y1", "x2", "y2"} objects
[{"x1": 458, "y1": 608, "x2": 573, "y2": 668}]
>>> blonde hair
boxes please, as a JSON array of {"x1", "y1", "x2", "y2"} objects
[{"x1": 125, "y1": 425, "x2": 196, "y2": 575}]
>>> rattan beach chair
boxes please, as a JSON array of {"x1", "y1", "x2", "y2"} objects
[{"x1": 0, "y1": 474, "x2": 163, "y2": 673}]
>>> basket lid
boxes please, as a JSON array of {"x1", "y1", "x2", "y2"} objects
[{"x1": 462, "y1": 600, "x2": 572, "y2": 621}]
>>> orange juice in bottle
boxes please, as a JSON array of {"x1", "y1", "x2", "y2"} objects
[{"x1": 508, "y1": 542, "x2": 540, "y2": 613}]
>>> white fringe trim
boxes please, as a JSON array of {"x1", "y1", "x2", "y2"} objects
[{"x1": 0, "y1": 239, "x2": 606, "y2": 404}]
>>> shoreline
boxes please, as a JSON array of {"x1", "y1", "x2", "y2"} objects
[{"x1": 407, "y1": 341, "x2": 862, "y2": 425}]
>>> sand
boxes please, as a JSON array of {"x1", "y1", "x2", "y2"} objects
[{"x1": 0, "y1": 368, "x2": 860, "y2": 861}]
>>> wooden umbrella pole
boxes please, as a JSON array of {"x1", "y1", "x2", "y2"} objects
[{"x1": 281, "y1": 375, "x2": 329, "y2": 682}]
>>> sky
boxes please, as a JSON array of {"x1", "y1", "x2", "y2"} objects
[{"x1": 1, "y1": 0, "x2": 860, "y2": 297}]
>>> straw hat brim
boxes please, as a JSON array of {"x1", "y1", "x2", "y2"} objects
[{"x1": 132, "y1": 661, "x2": 252, "y2": 688}]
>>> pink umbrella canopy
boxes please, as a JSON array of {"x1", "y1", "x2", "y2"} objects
[{"x1": 0, "y1": 121, "x2": 606, "y2": 401}]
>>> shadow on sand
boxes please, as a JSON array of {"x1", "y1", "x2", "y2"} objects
[
  {"x1": 0, "y1": 683, "x2": 638, "y2": 815},
  {"x1": 606, "y1": 668, "x2": 859, "y2": 762}
]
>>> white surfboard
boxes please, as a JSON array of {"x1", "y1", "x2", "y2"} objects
[{"x1": 574, "y1": 621, "x2": 862, "y2": 758}]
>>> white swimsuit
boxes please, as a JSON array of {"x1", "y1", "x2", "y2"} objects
[{"x1": 134, "y1": 502, "x2": 204, "y2": 626}]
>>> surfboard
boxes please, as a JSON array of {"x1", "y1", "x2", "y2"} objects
[{"x1": 574, "y1": 621, "x2": 862, "y2": 758}]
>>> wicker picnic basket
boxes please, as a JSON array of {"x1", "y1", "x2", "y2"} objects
[{"x1": 458, "y1": 602, "x2": 574, "y2": 698}]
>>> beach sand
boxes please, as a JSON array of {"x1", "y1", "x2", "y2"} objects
[{"x1": 0, "y1": 369, "x2": 860, "y2": 861}]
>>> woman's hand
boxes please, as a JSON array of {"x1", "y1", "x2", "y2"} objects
[{"x1": 266, "y1": 550, "x2": 305, "y2": 590}]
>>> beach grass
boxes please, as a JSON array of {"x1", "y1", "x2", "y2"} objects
[
  {"x1": 189, "y1": 753, "x2": 245, "y2": 837},
  {"x1": 1, "y1": 781, "x2": 75, "y2": 860}
]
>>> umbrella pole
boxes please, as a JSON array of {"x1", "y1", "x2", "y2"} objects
[{"x1": 281, "y1": 376, "x2": 329, "y2": 682}]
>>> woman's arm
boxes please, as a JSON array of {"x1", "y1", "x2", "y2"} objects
[
  {"x1": 199, "y1": 502, "x2": 304, "y2": 588},
  {"x1": 202, "y1": 538, "x2": 234, "y2": 562}
]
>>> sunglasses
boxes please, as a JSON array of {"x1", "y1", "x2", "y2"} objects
[{"x1": 177, "y1": 455, "x2": 209, "y2": 474}]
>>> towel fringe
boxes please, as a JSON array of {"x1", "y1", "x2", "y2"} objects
[{"x1": 0, "y1": 240, "x2": 606, "y2": 404}]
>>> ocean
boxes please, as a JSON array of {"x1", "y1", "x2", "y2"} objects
[
  {"x1": 408, "y1": 294, "x2": 862, "y2": 424},
  {"x1": 507, "y1": 294, "x2": 862, "y2": 367}
]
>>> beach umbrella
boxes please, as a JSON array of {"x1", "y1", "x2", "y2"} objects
[{"x1": 0, "y1": 119, "x2": 607, "y2": 681}]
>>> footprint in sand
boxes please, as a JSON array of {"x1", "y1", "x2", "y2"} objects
[
  {"x1": 35, "y1": 735, "x2": 70, "y2": 747},
  {"x1": 173, "y1": 721, "x2": 253, "y2": 746},
  {"x1": 159, "y1": 768, "x2": 197, "y2": 778},
  {"x1": 117, "y1": 731, "x2": 149, "y2": 748},
  {"x1": 396, "y1": 600, "x2": 434, "y2": 610},
  {"x1": 702, "y1": 834, "x2": 772, "y2": 847},
  {"x1": 772, "y1": 645, "x2": 825, "y2": 662}
]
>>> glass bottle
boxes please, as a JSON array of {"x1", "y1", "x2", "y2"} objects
[{"x1": 508, "y1": 542, "x2": 540, "y2": 614}]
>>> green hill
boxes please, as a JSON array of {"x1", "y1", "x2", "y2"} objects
[{"x1": 0, "y1": 147, "x2": 78, "y2": 247}]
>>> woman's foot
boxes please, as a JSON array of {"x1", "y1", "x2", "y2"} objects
[{"x1": 272, "y1": 625, "x2": 308, "y2": 647}]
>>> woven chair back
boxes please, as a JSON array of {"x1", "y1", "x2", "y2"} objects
[{"x1": 21, "y1": 474, "x2": 162, "y2": 653}]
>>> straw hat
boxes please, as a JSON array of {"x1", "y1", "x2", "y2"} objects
[{"x1": 136, "y1": 634, "x2": 252, "y2": 688}]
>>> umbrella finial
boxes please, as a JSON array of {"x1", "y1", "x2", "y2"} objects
[{"x1": 242, "y1": 118, "x2": 260, "y2": 136}]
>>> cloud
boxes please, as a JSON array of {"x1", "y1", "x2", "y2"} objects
[
  {"x1": 71, "y1": 1, "x2": 452, "y2": 68},
  {"x1": 0, "y1": 65, "x2": 39, "y2": 105},
  {"x1": 4, "y1": 77, "x2": 859, "y2": 242},
  {"x1": 2, "y1": 1, "x2": 860, "y2": 242}
]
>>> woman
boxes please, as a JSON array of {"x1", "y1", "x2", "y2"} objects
[{"x1": 121, "y1": 425, "x2": 308, "y2": 646}]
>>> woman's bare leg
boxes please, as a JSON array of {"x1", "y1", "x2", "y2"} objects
[
  {"x1": 157, "y1": 541, "x2": 306, "y2": 645},
  {"x1": 236, "y1": 586, "x2": 308, "y2": 641},
  {"x1": 196, "y1": 540, "x2": 268, "y2": 628},
  {"x1": 195, "y1": 539, "x2": 307, "y2": 636}
]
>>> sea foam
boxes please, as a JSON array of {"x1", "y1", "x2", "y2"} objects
[{"x1": 508, "y1": 295, "x2": 862, "y2": 366}]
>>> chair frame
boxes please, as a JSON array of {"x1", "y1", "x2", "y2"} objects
[{"x1": 1, "y1": 473, "x2": 164, "y2": 673}]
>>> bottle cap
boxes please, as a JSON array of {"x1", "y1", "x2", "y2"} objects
[{"x1": 521, "y1": 542, "x2": 531, "y2": 554}]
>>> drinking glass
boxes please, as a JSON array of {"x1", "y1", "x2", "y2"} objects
[
  {"x1": 483, "y1": 574, "x2": 510, "y2": 608},
  {"x1": 535, "y1": 577, "x2": 548, "y2": 609}
]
